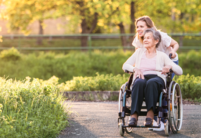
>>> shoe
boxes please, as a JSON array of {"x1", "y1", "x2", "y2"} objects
[
  {"x1": 152, "y1": 121, "x2": 165, "y2": 131},
  {"x1": 128, "y1": 118, "x2": 137, "y2": 127},
  {"x1": 148, "y1": 120, "x2": 158, "y2": 130},
  {"x1": 144, "y1": 118, "x2": 153, "y2": 127}
]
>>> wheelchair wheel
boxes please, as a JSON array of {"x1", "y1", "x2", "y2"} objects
[
  {"x1": 168, "y1": 81, "x2": 183, "y2": 133},
  {"x1": 119, "y1": 123, "x2": 124, "y2": 136},
  {"x1": 165, "y1": 120, "x2": 170, "y2": 136},
  {"x1": 125, "y1": 116, "x2": 133, "y2": 134},
  {"x1": 118, "y1": 84, "x2": 133, "y2": 134}
]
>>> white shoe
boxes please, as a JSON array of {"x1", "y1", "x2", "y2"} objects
[
  {"x1": 152, "y1": 121, "x2": 165, "y2": 131},
  {"x1": 148, "y1": 120, "x2": 158, "y2": 130}
]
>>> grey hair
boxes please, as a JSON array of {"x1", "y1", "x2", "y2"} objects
[{"x1": 143, "y1": 28, "x2": 161, "y2": 48}]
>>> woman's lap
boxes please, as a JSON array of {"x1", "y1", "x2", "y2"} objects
[{"x1": 131, "y1": 75, "x2": 165, "y2": 115}]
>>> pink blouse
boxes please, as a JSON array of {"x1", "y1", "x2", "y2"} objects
[{"x1": 140, "y1": 52, "x2": 157, "y2": 75}]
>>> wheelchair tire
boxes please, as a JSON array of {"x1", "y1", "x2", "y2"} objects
[
  {"x1": 119, "y1": 123, "x2": 124, "y2": 136},
  {"x1": 118, "y1": 84, "x2": 133, "y2": 134},
  {"x1": 165, "y1": 120, "x2": 170, "y2": 136},
  {"x1": 125, "y1": 116, "x2": 133, "y2": 134},
  {"x1": 168, "y1": 81, "x2": 183, "y2": 133}
]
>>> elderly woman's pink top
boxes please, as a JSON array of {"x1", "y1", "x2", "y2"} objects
[{"x1": 140, "y1": 52, "x2": 157, "y2": 75}]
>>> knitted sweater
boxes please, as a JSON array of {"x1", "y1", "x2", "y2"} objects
[{"x1": 122, "y1": 48, "x2": 183, "y2": 84}]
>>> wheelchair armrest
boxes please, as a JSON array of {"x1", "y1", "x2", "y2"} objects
[{"x1": 124, "y1": 70, "x2": 133, "y2": 74}]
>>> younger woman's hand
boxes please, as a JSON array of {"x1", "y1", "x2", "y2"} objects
[
  {"x1": 170, "y1": 50, "x2": 176, "y2": 58},
  {"x1": 162, "y1": 65, "x2": 172, "y2": 74},
  {"x1": 133, "y1": 68, "x2": 144, "y2": 79}
]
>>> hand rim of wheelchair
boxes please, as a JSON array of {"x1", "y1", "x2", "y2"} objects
[
  {"x1": 168, "y1": 81, "x2": 183, "y2": 133},
  {"x1": 118, "y1": 83, "x2": 133, "y2": 134}
]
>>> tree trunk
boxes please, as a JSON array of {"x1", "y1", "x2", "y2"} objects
[
  {"x1": 77, "y1": 0, "x2": 98, "y2": 51},
  {"x1": 80, "y1": 12, "x2": 98, "y2": 51},
  {"x1": 179, "y1": 12, "x2": 185, "y2": 47},
  {"x1": 81, "y1": 18, "x2": 88, "y2": 50},
  {"x1": 129, "y1": 1, "x2": 135, "y2": 46},
  {"x1": 118, "y1": 22, "x2": 127, "y2": 49},
  {"x1": 37, "y1": 20, "x2": 44, "y2": 45},
  {"x1": 171, "y1": 8, "x2": 176, "y2": 33}
]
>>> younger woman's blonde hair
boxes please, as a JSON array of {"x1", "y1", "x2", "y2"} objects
[{"x1": 135, "y1": 16, "x2": 157, "y2": 43}]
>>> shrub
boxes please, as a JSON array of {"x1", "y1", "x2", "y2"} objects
[
  {"x1": 62, "y1": 73, "x2": 201, "y2": 100},
  {"x1": 0, "y1": 50, "x2": 201, "y2": 83},
  {"x1": 0, "y1": 47, "x2": 21, "y2": 60},
  {"x1": 0, "y1": 76, "x2": 68, "y2": 138},
  {"x1": 63, "y1": 73, "x2": 129, "y2": 91},
  {"x1": 174, "y1": 74, "x2": 201, "y2": 100}
]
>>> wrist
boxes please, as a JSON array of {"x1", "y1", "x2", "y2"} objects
[{"x1": 133, "y1": 68, "x2": 138, "y2": 72}]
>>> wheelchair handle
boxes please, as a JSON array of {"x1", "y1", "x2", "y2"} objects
[
  {"x1": 169, "y1": 53, "x2": 172, "y2": 59},
  {"x1": 169, "y1": 53, "x2": 173, "y2": 72}
]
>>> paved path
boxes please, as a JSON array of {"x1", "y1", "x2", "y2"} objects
[{"x1": 59, "y1": 101, "x2": 201, "y2": 138}]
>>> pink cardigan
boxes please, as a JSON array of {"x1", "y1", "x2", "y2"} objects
[{"x1": 122, "y1": 48, "x2": 183, "y2": 84}]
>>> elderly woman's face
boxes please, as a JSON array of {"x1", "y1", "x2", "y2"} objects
[{"x1": 143, "y1": 32, "x2": 158, "y2": 48}]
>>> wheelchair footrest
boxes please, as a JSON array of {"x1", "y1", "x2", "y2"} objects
[{"x1": 123, "y1": 125, "x2": 161, "y2": 128}]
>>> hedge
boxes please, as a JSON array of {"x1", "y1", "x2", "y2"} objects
[
  {"x1": 61, "y1": 73, "x2": 201, "y2": 101},
  {"x1": 0, "y1": 48, "x2": 201, "y2": 83}
]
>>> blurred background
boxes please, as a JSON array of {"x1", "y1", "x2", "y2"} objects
[
  {"x1": 0, "y1": 0, "x2": 200, "y2": 52},
  {"x1": 0, "y1": 0, "x2": 200, "y2": 82}
]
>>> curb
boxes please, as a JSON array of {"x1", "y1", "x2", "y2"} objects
[
  {"x1": 63, "y1": 91, "x2": 119, "y2": 101},
  {"x1": 63, "y1": 91, "x2": 201, "y2": 104}
]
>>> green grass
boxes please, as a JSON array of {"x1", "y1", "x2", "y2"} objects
[
  {"x1": 0, "y1": 38, "x2": 122, "y2": 47},
  {"x1": 1, "y1": 36, "x2": 200, "y2": 48}
]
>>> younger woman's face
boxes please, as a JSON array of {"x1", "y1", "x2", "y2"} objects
[
  {"x1": 136, "y1": 20, "x2": 148, "y2": 37},
  {"x1": 143, "y1": 32, "x2": 158, "y2": 48}
]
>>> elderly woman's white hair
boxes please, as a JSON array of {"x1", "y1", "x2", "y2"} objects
[{"x1": 143, "y1": 28, "x2": 161, "y2": 48}]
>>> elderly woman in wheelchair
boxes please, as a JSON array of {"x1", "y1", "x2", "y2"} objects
[{"x1": 120, "y1": 28, "x2": 183, "y2": 135}]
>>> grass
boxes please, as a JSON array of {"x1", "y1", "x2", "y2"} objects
[{"x1": 1, "y1": 36, "x2": 200, "y2": 48}]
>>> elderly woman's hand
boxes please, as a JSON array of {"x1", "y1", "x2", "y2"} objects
[
  {"x1": 162, "y1": 65, "x2": 172, "y2": 74},
  {"x1": 133, "y1": 68, "x2": 144, "y2": 79}
]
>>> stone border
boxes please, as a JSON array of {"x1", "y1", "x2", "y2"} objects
[
  {"x1": 63, "y1": 91, "x2": 201, "y2": 104},
  {"x1": 63, "y1": 91, "x2": 119, "y2": 101}
]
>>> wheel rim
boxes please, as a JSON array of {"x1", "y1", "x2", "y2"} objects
[{"x1": 169, "y1": 82, "x2": 183, "y2": 133}]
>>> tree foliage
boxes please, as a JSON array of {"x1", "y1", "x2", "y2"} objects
[
  {"x1": 1, "y1": 0, "x2": 201, "y2": 36},
  {"x1": 1, "y1": 0, "x2": 69, "y2": 34}
]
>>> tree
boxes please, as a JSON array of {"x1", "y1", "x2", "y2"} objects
[
  {"x1": 1, "y1": 0, "x2": 69, "y2": 45},
  {"x1": 65, "y1": 0, "x2": 132, "y2": 48}
]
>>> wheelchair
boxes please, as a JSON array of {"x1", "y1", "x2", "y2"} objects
[{"x1": 118, "y1": 70, "x2": 183, "y2": 136}]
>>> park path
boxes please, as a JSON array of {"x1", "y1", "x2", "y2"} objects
[{"x1": 59, "y1": 101, "x2": 201, "y2": 138}]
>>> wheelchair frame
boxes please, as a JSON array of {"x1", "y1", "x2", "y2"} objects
[{"x1": 118, "y1": 72, "x2": 183, "y2": 136}]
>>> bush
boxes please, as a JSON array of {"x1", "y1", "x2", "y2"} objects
[
  {"x1": 62, "y1": 73, "x2": 201, "y2": 100},
  {"x1": 62, "y1": 73, "x2": 129, "y2": 91},
  {"x1": 0, "y1": 76, "x2": 68, "y2": 138},
  {"x1": 174, "y1": 74, "x2": 201, "y2": 100},
  {"x1": 0, "y1": 50, "x2": 201, "y2": 83},
  {"x1": 179, "y1": 50, "x2": 201, "y2": 76},
  {"x1": 0, "y1": 47, "x2": 21, "y2": 60}
]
